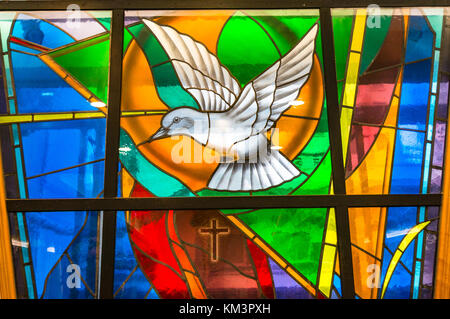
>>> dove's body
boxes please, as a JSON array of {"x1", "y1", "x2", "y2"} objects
[
  {"x1": 207, "y1": 112, "x2": 261, "y2": 160},
  {"x1": 140, "y1": 20, "x2": 319, "y2": 191}
]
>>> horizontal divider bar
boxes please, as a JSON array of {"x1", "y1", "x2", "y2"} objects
[
  {"x1": 6, "y1": 194, "x2": 442, "y2": 212},
  {"x1": 0, "y1": 0, "x2": 448, "y2": 10}
]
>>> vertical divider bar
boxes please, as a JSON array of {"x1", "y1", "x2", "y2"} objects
[
  {"x1": 98, "y1": 9, "x2": 124, "y2": 299},
  {"x1": 319, "y1": 7, "x2": 355, "y2": 298}
]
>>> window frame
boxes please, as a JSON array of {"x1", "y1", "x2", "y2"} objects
[{"x1": 2, "y1": 0, "x2": 448, "y2": 299}]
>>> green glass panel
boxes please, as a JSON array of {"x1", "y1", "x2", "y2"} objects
[
  {"x1": 127, "y1": 23, "x2": 169, "y2": 66},
  {"x1": 96, "y1": 17, "x2": 111, "y2": 30},
  {"x1": 292, "y1": 151, "x2": 332, "y2": 195},
  {"x1": 359, "y1": 15, "x2": 392, "y2": 74},
  {"x1": 50, "y1": 34, "x2": 110, "y2": 103},
  {"x1": 123, "y1": 28, "x2": 133, "y2": 54},
  {"x1": 237, "y1": 207, "x2": 328, "y2": 285},
  {"x1": 197, "y1": 188, "x2": 250, "y2": 197},
  {"x1": 332, "y1": 13, "x2": 354, "y2": 81},
  {"x1": 119, "y1": 129, "x2": 194, "y2": 197},
  {"x1": 251, "y1": 14, "x2": 323, "y2": 64},
  {"x1": 293, "y1": 102, "x2": 330, "y2": 176},
  {"x1": 152, "y1": 62, "x2": 199, "y2": 109},
  {"x1": 217, "y1": 11, "x2": 280, "y2": 86},
  {"x1": 337, "y1": 80, "x2": 344, "y2": 104},
  {"x1": 253, "y1": 173, "x2": 308, "y2": 196}
]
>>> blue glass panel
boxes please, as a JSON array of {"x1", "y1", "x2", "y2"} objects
[
  {"x1": 381, "y1": 248, "x2": 412, "y2": 299},
  {"x1": 10, "y1": 42, "x2": 41, "y2": 55},
  {"x1": 397, "y1": 59, "x2": 431, "y2": 131},
  {"x1": 146, "y1": 288, "x2": 159, "y2": 299},
  {"x1": 21, "y1": 118, "x2": 106, "y2": 178},
  {"x1": 25, "y1": 211, "x2": 88, "y2": 297},
  {"x1": 43, "y1": 254, "x2": 93, "y2": 299},
  {"x1": 385, "y1": 207, "x2": 417, "y2": 252},
  {"x1": 27, "y1": 161, "x2": 104, "y2": 199},
  {"x1": 115, "y1": 268, "x2": 152, "y2": 299},
  {"x1": 114, "y1": 211, "x2": 139, "y2": 293},
  {"x1": 66, "y1": 211, "x2": 99, "y2": 296},
  {"x1": 390, "y1": 131, "x2": 425, "y2": 194},
  {"x1": 404, "y1": 14, "x2": 434, "y2": 63},
  {"x1": 10, "y1": 51, "x2": 96, "y2": 113},
  {"x1": 12, "y1": 14, "x2": 74, "y2": 49},
  {"x1": 333, "y1": 273, "x2": 341, "y2": 296},
  {"x1": 268, "y1": 259, "x2": 313, "y2": 299}
]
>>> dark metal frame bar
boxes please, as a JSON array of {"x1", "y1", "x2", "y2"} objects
[
  {"x1": 0, "y1": 0, "x2": 448, "y2": 10},
  {"x1": 319, "y1": 7, "x2": 354, "y2": 298},
  {"x1": 98, "y1": 9, "x2": 124, "y2": 299},
  {"x1": 2, "y1": 0, "x2": 449, "y2": 300},
  {"x1": 6, "y1": 194, "x2": 443, "y2": 212}
]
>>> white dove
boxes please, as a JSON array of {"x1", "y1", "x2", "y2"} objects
[{"x1": 138, "y1": 20, "x2": 318, "y2": 192}]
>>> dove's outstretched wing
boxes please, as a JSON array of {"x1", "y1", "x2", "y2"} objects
[
  {"x1": 143, "y1": 20, "x2": 241, "y2": 112},
  {"x1": 227, "y1": 24, "x2": 318, "y2": 136}
]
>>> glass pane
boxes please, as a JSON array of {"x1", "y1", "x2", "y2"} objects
[
  {"x1": 8, "y1": 211, "x2": 100, "y2": 299},
  {"x1": 333, "y1": 7, "x2": 450, "y2": 194},
  {"x1": 119, "y1": 9, "x2": 332, "y2": 197},
  {"x1": 348, "y1": 206, "x2": 439, "y2": 299},
  {"x1": 114, "y1": 207, "x2": 340, "y2": 299},
  {"x1": 0, "y1": 11, "x2": 111, "y2": 199}
]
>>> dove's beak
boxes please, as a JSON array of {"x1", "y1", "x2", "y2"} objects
[{"x1": 136, "y1": 127, "x2": 170, "y2": 147}]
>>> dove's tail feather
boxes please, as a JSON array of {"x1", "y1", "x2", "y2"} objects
[{"x1": 207, "y1": 151, "x2": 300, "y2": 191}]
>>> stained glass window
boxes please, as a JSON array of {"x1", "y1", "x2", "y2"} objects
[
  {"x1": 119, "y1": 10, "x2": 331, "y2": 197},
  {"x1": 0, "y1": 5, "x2": 449, "y2": 301},
  {"x1": 0, "y1": 10, "x2": 111, "y2": 299},
  {"x1": 333, "y1": 7, "x2": 449, "y2": 298}
]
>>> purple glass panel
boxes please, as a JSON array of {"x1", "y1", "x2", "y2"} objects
[
  {"x1": 430, "y1": 168, "x2": 442, "y2": 194},
  {"x1": 269, "y1": 259, "x2": 314, "y2": 299},
  {"x1": 427, "y1": 206, "x2": 440, "y2": 219},
  {"x1": 432, "y1": 121, "x2": 446, "y2": 167},
  {"x1": 437, "y1": 73, "x2": 449, "y2": 119},
  {"x1": 420, "y1": 287, "x2": 433, "y2": 299},
  {"x1": 422, "y1": 232, "x2": 437, "y2": 287}
]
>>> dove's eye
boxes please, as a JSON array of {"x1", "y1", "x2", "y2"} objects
[{"x1": 173, "y1": 117, "x2": 180, "y2": 123}]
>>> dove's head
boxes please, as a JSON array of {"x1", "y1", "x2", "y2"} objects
[{"x1": 137, "y1": 107, "x2": 208, "y2": 146}]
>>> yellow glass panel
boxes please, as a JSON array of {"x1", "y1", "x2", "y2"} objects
[
  {"x1": 325, "y1": 208, "x2": 337, "y2": 245},
  {"x1": 340, "y1": 107, "x2": 353, "y2": 161},
  {"x1": 34, "y1": 113, "x2": 73, "y2": 121},
  {"x1": 74, "y1": 111, "x2": 105, "y2": 119},
  {"x1": 350, "y1": 9, "x2": 367, "y2": 52},
  {"x1": 0, "y1": 115, "x2": 32, "y2": 124},
  {"x1": 318, "y1": 244, "x2": 336, "y2": 297},
  {"x1": 381, "y1": 221, "x2": 429, "y2": 298},
  {"x1": 342, "y1": 52, "x2": 361, "y2": 107},
  {"x1": 346, "y1": 127, "x2": 395, "y2": 194}
]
